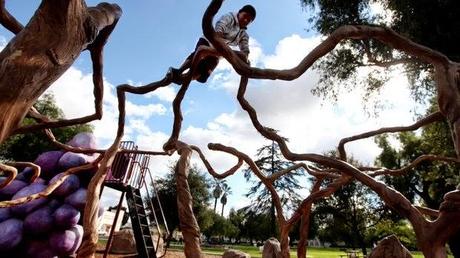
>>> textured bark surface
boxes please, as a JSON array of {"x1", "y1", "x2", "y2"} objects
[{"x1": 175, "y1": 143, "x2": 203, "y2": 258}]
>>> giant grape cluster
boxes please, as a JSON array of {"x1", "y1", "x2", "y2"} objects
[{"x1": 0, "y1": 133, "x2": 104, "y2": 258}]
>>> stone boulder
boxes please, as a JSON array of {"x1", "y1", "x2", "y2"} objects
[
  {"x1": 262, "y1": 237, "x2": 282, "y2": 258},
  {"x1": 110, "y1": 228, "x2": 136, "y2": 254},
  {"x1": 369, "y1": 235, "x2": 413, "y2": 258},
  {"x1": 222, "y1": 249, "x2": 251, "y2": 258}
]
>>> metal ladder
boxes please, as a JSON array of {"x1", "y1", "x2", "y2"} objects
[{"x1": 126, "y1": 186, "x2": 157, "y2": 258}]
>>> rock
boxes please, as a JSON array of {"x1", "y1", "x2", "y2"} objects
[
  {"x1": 262, "y1": 237, "x2": 281, "y2": 258},
  {"x1": 110, "y1": 228, "x2": 137, "y2": 254},
  {"x1": 222, "y1": 249, "x2": 251, "y2": 258},
  {"x1": 369, "y1": 235, "x2": 412, "y2": 258}
]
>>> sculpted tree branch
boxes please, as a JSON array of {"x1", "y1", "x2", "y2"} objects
[
  {"x1": 0, "y1": 0, "x2": 23, "y2": 34},
  {"x1": 0, "y1": 156, "x2": 100, "y2": 208},
  {"x1": 298, "y1": 179, "x2": 323, "y2": 258},
  {"x1": 191, "y1": 145, "x2": 243, "y2": 179},
  {"x1": 0, "y1": 162, "x2": 41, "y2": 189},
  {"x1": 367, "y1": 154, "x2": 460, "y2": 177},
  {"x1": 0, "y1": 162, "x2": 17, "y2": 189},
  {"x1": 203, "y1": 0, "x2": 460, "y2": 159},
  {"x1": 338, "y1": 111, "x2": 444, "y2": 160},
  {"x1": 162, "y1": 47, "x2": 219, "y2": 153},
  {"x1": 229, "y1": 75, "x2": 459, "y2": 257},
  {"x1": 13, "y1": 3, "x2": 121, "y2": 135},
  {"x1": 173, "y1": 141, "x2": 203, "y2": 258},
  {"x1": 79, "y1": 71, "x2": 179, "y2": 257},
  {"x1": 209, "y1": 142, "x2": 345, "y2": 257}
]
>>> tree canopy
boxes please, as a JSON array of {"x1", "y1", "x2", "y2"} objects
[
  {"x1": 0, "y1": 93, "x2": 93, "y2": 162},
  {"x1": 151, "y1": 163, "x2": 212, "y2": 235},
  {"x1": 301, "y1": 0, "x2": 460, "y2": 104}
]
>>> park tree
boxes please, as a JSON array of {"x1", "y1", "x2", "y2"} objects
[
  {"x1": 300, "y1": 0, "x2": 460, "y2": 104},
  {"x1": 211, "y1": 179, "x2": 224, "y2": 213},
  {"x1": 244, "y1": 140, "x2": 303, "y2": 236},
  {"x1": 219, "y1": 182, "x2": 232, "y2": 217},
  {"x1": 228, "y1": 208, "x2": 246, "y2": 244},
  {"x1": 0, "y1": 93, "x2": 93, "y2": 162},
  {"x1": 151, "y1": 163, "x2": 212, "y2": 237},
  {"x1": 313, "y1": 180, "x2": 387, "y2": 255}
]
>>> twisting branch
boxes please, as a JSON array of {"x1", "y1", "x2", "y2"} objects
[
  {"x1": 162, "y1": 47, "x2": 218, "y2": 153},
  {"x1": 298, "y1": 179, "x2": 323, "y2": 258},
  {"x1": 79, "y1": 69, "x2": 176, "y2": 257},
  {"x1": 367, "y1": 154, "x2": 460, "y2": 177},
  {"x1": 208, "y1": 142, "x2": 347, "y2": 257},
  {"x1": 338, "y1": 111, "x2": 444, "y2": 160},
  {"x1": 267, "y1": 162, "x2": 340, "y2": 183},
  {"x1": 13, "y1": 3, "x2": 122, "y2": 135},
  {"x1": 415, "y1": 206, "x2": 440, "y2": 218},
  {"x1": 25, "y1": 107, "x2": 107, "y2": 155},
  {"x1": 203, "y1": 1, "x2": 449, "y2": 80},
  {"x1": 231, "y1": 75, "x2": 458, "y2": 256},
  {"x1": 0, "y1": 162, "x2": 17, "y2": 189},
  {"x1": 2, "y1": 162, "x2": 41, "y2": 184},
  {"x1": 0, "y1": 0, "x2": 23, "y2": 34},
  {"x1": 43, "y1": 129, "x2": 106, "y2": 154},
  {"x1": 190, "y1": 145, "x2": 243, "y2": 179},
  {"x1": 208, "y1": 143, "x2": 286, "y2": 223},
  {"x1": 0, "y1": 156, "x2": 101, "y2": 208}
]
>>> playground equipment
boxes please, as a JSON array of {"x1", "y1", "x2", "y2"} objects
[{"x1": 101, "y1": 141, "x2": 169, "y2": 258}]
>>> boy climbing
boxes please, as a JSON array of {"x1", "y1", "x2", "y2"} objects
[{"x1": 169, "y1": 4, "x2": 256, "y2": 84}]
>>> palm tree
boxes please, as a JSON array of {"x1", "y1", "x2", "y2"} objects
[
  {"x1": 220, "y1": 183, "x2": 232, "y2": 217},
  {"x1": 212, "y1": 180, "x2": 223, "y2": 213}
]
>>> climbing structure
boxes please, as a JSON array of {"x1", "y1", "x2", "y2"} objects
[{"x1": 102, "y1": 141, "x2": 169, "y2": 258}]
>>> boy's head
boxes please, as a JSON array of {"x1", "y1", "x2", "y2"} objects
[{"x1": 238, "y1": 4, "x2": 256, "y2": 28}]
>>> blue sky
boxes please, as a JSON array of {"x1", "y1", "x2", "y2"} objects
[{"x1": 1, "y1": 1, "x2": 418, "y2": 215}]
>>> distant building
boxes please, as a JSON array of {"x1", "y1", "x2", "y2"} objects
[{"x1": 98, "y1": 207, "x2": 126, "y2": 236}]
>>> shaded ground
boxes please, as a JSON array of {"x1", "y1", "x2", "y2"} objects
[{"x1": 95, "y1": 250, "x2": 220, "y2": 258}]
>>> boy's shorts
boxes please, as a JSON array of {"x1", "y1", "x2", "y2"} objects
[{"x1": 189, "y1": 38, "x2": 219, "y2": 83}]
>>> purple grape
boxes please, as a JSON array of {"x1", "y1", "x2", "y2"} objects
[
  {"x1": 0, "y1": 178, "x2": 27, "y2": 197},
  {"x1": 67, "y1": 132, "x2": 97, "y2": 149},
  {"x1": 0, "y1": 218, "x2": 23, "y2": 250},
  {"x1": 53, "y1": 204, "x2": 80, "y2": 229},
  {"x1": 64, "y1": 188, "x2": 87, "y2": 211},
  {"x1": 33, "y1": 151, "x2": 64, "y2": 179},
  {"x1": 0, "y1": 207, "x2": 11, "y2": 223},
  {"x1": 49, "y1": 173, "x2": 80, "y2": 197},
  {"x1": 24, "y1": 205, "x2": 54, "y2": 235},
  {"x1": 11, "y1": 183, "x2": 48, "y2": 216},
  {"x1": 26, "y1": 239, "x2": 58, "y2": 258},
  {"x1": 58, "y1": 152, "x2": 95, "y2": 171},
  {"x1": 49, "y1": 225, "x2": 83, "y2": 256}
]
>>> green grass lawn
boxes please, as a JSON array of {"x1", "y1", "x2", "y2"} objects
[{"x1": 168, "y1": 244, "x2": 434, "y2": 257}]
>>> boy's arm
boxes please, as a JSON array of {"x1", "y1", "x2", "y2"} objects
[
  {"x1": 238, "y1": 31, "x2": 250, "y2": 62},
  {"x1": 215, "y1": 13, "x2": 233, "y2": 35}
]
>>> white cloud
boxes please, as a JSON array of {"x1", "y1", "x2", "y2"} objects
[
  {"x1": 126, "y1": 102, "x2": 166, "y2": 118},
  {"x1": 0, "y1": 36, "x2": 6, "y2": 49},
  {"x1": 145, "y1": 86, "x2": 177, "y2": 103},
  {"x1": 45, "y1": 66, "x2": 168, "y2": 147}
]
